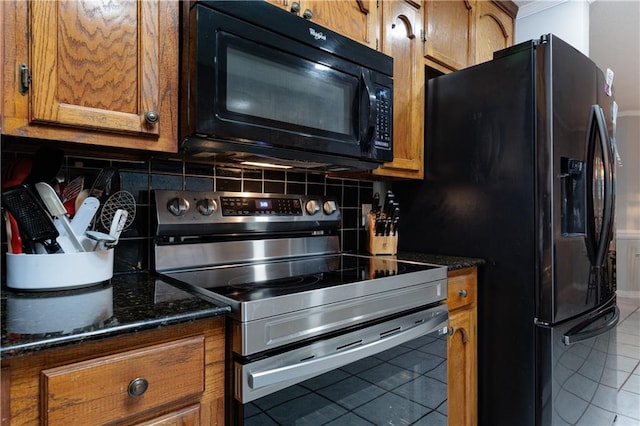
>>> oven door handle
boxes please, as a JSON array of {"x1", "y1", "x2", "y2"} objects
[{"x1": 248, "y1": 315, "x2": 448, "y2": 391}]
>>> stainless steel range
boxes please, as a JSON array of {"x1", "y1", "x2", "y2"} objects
[{"x1": 153, "y1": 190, "x2": 448, "y2": 425}]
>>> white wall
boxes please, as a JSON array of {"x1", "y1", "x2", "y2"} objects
[
  {"x1": 614, "y1": 115, "x2": 640, "y2": 296},
  {"x1": 515, "y1": 0, "x2": 591, "y2": 54}
]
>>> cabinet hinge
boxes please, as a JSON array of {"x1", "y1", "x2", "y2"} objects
[
  {"x1": 376, "y1": 38, "x2": 379, "y2": 50},
  {"x1": 19, "y1": 63, "x2": 30, "y2": 94},
  {"x1": 420, "y1": 29, "x2": 426, "y2": 42}
]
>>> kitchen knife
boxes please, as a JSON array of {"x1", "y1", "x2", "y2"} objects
[
  {"x1": 35, "y1": 182, "x2": 85, "y2": 252},
  {"x1": 383, "y1": 190, "x2": 395, "y2": 218},
  {"x1": 372, "y1": 192, "x2": 380, "y2": 216}
]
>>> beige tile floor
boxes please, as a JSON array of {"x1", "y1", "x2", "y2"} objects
[{"x1": 612, "y1": 296, "x2": 640, "y2": 425}]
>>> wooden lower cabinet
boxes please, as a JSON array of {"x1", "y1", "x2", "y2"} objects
[
  {"x1": 447, "y1": 267, "x2": 478, "y2": 426},
  {"x1": 0, "y1": 318, "x2": 225, "y2": 425}
]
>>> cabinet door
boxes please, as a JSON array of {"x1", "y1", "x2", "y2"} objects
[
  {"x1": 2, "y1": 0, "x2": 178, "y2": 152},
  {"x1": 135, "y1": 404, "x2": 201, "y2": 426},
  {"x1": 1, "y1": 367, "x2": 8, "y2": 426},
  {"x1": 424, "y1": 0, "x2": 475, "y2": 71},
  {"x1": 448, "y1": 307, "x2": 477, "y2": 426},
  {"x1": 375, "y1": 0, "x2": 424, "y2": 179},
  {"x1": 30, "y1": 1, "x2": 159, "y2": 134},
  {"x1": 305, "y1": 1, "x2": 377, "y2": 49},
  {"x1": 264, "y1": 1, "x2": 377, "y2": 49},
  {"x1": 475, "y1": 1, "x2": 514, "y2": 64}
]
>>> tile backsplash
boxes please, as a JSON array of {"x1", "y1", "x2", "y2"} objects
[{"x1": 2, "y1": 143, "x2": 374, "y2": 276}]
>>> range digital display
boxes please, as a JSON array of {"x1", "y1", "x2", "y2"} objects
[{"x1": 256, "y1": 199, "x2": 272, "y2": 210}]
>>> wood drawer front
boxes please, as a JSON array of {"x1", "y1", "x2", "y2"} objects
[
  {"x1": 41, "y1": 336, "x2": 205, "y2": 425},
  {"x1": 447, "y1": 268, "x2": 477, "y2": 311},
  {"x1": 135, "y1": 404, "x2": 200, "y2": 426}
]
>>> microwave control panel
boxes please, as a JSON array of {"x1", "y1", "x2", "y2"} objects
[{"x1": 375, "y1": 88, "x2": 392, "y2": 150}]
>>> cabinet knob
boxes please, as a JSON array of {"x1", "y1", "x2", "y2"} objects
[
  {"x1": 144, "y1": 110, "x2": 159, "y2": 125},
  {"x1": 290, "y1": 2, "x2": 300, "y2": 14},
  {"x1": 303, "y1": 8, "x2": 313, "y2": 19},
  {"x1": 128, "y1": 377, "x2": 149, "y2": 397},
  {"x1": 458, "y1": 289, "x2": 468, "y2": 298}
]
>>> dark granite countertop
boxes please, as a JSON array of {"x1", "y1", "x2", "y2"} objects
[
  {"x1": 396, "y1": 252, "x2": 485, "y2": 271},
  {"x1": 0, "y1": 272, "x2": 230, "y2": 359}
]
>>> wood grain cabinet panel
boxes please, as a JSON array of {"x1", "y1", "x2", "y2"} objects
[
  {"x1": 41, "y1": 336, "x2": 205, "y2": 425},
  {"x1": 1, "y1": 318, "x2": 224, "y2": 425},
  {"x1": 374, "y1": 0, "x2": 424, "y2": 179},
  {"x1": 424, "y1": 0, "x2": 475, "y2": 71},
  {"x1": 1, "y1": 367, "x2": 9, "y2": 426},
  {"x1": 135, "y1": 404, "x2": 201, "y2": 426},
  {"x1": 475, "y1": 1, "x2": 515, "y2": 64},
  {"x1": 1, "y1": 0, "x2": 179, "y2": 152},
  {"x1": 265, "y1": 0, "x2": 377, "y2": 49},
  {"x1": 447, "y1": 267, "x2": 478, "y2": 426}
]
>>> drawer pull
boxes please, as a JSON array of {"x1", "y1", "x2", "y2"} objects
[
  {"x1": 128, "y1": 377, "x2": 149, "y2": 397},
  {"x1": 458, "y1": 289, "x2": 468, "y2": 297},
  {"x1": 144, "y1": 110, "x2": 159, "y2": 125}
]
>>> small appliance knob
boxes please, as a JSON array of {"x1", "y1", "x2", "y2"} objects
[
  {"x1": 323, "y1": 200, "x2": 337, "y2": 215},
  {"x1": 167, "y1": 197, "x2": 189, "y2": 216},
  {"x1": 305, "y1": 199, "x2": 320, "y2": 215},
  {"x1": 197, "y1": 198, "x2": 218, "y2": 216}
]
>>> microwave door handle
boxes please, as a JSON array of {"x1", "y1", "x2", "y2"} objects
[{"x1": 360, "y1": 70, "x2": 377, "y2": 147}]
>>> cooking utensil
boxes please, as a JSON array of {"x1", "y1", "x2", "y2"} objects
[
  {"x1": 1, "y1": 184, "x2": 62, "y2": 254},
  {"x1": 89, "y1": 167, "x2": 120, "y2": 231},
  {"x1": 71, "y1": 197, "x2": 100, "y2": 236},
  {"x1": 35, "y1": 182, "x2": 85, "y2": 253},
  {"x1": 2, "y1": 157, "x2": 33, "y2": 254},
  {"x1": 85, "y1": 230, "x2": 117, "y2": 251},
  {"x1": 108, "y1": 209, "x2": 128, "y2": 245},
  {"x1": 75, "y1": 188, "x2": 90, "y2": 213},
  {"x1": 99, "y1": 190, "x2": 136, "y2": 232},
  {"x1": 89, "y1": 167, "x2": 120, "y2": 202},
  {"x1": 62, "y1": 175, "x2": 84, "y2": 215}
]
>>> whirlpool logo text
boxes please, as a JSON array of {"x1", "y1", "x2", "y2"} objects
[{"x1": 309, "y1": 28, "x2": 326, "y2": 41}]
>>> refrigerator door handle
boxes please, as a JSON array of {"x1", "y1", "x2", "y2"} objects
[
  {"x1": 562, "y1": 303, "x2": 619, "y2": 346},
  {"x1": 593, "y1": 105, "x2": 615, "y2": 266},
  {"x1": 585, "y1": 105, "x2": 614, "y2": 267}
]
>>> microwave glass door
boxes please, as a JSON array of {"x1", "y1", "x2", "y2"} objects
[
  {"x1": 198, "y1": 24, "x2": 368, "y2": 157},
  {"x1": 224, "y1": 39, "x2": 356, "y2": 138}
]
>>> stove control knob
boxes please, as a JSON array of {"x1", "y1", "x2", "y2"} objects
[
  {"x1": 305, "y1": 199, "x2": 320, "y2": 215},
  {"x1": 197, "y1": 198, "x2": 218, "y2": 216},
  {"x1": 167, "y1": 197, "x2": 189, "y2": 216},
  {"x1": 323, "y1": 200, "x2": 337, "y2": 215}
]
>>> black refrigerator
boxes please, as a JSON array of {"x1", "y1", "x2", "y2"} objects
[{"x1": 395, "y1": 34, "x2": 619, "y2": 426}]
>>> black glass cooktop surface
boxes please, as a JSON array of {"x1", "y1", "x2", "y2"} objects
[{"x1": 161, "y1": 254, "x2": 440, "y2": 302}]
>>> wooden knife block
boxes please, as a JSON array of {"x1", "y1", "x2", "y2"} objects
[{"x1": 365, "y1": 213, "x2": 398, "y2": 255}]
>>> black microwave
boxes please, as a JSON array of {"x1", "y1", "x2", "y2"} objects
[{"x1": 180, "y1": 1, "x2": 393, "y2": 171}]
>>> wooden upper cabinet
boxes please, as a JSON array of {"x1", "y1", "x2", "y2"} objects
[
  {"x1": 424, "y1": 0, "x2": 475, "y2": 72},
  {"x1": 265, "y1": 0, "x2": 377, "y2": 49},
  {"x1": 1, "y1": 0, "x2": 179, "y2": 152},
  {"x1": 374, "y1": 0, "x2": 424, "y2": 179},
  {"x1": 475, "y1": 1, "x2": 515, "y2": 64}
]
